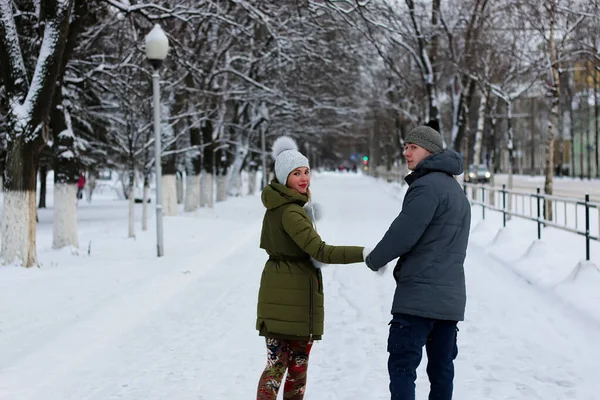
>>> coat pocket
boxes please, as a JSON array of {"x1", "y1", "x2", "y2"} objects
[{"x1": 387, "y1": 318, "x2": 417, "y2": 354}]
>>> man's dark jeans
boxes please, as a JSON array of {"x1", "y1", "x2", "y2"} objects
[{"x1": 387, "y1": 313, "x2": 458, "y2": 400}]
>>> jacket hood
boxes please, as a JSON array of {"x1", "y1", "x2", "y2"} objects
[
  {"x1": 406, "y1": 150, "x2": 464, "y2": 184},
  {"x1": 418, "y1": 150, "x2": 464, "y2": 175},
  {"x1": 261, "y1": 181, "x2": 308, "y2": 210}
]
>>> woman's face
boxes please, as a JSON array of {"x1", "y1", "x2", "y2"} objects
[{"x1": 287, "y1": 167, "x2": 310, "y2": 194}]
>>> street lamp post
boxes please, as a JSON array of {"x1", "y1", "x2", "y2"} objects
[{"x1": 145, "y1": 24, "x2": 169, "y2": 257}]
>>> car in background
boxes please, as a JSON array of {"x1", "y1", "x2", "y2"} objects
[{"x1": 464, "y1": 164, "x2": 491, "y2": 183}]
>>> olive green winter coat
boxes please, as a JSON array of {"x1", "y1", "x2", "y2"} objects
[{"x1": 256, "y1": 181, "x2": 364, "y2": 341}]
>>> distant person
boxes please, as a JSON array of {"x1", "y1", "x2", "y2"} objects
[
  {"x1": 365, "y1": 125, "x2": 471, "y2": 400},
  {"x1": 256, "y1": 136, "x2": 368, "y2": 400},
  {"x1": 77, "y1": 173, "x2": 86, "y2": 200}
]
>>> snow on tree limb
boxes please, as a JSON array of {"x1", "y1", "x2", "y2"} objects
[
  {"x1": 1, "y1": 0, "x2": 74, "y2": 140},
  {"x1": 0, "y1": 0, "x2": 29, "y2": 104}
]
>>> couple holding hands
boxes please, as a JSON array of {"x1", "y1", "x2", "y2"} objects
[{"x1": 256, "y1": 126, "x2": 471, "y2": 400}]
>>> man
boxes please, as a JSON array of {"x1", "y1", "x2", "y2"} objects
[{"x1": 365, "y1": 125, "x2": 471, "y2": 400}]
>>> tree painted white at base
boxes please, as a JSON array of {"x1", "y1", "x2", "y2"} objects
[
  {"x1": 200, "y1": 173, "x2": 214, "y2": 208},
  {"x1": 229, "y1": 171, "x2": 244, "y2": 197},
  {"x1": 176, "y1": 174, "x2": 184, "y2": 204},
  {"x1": 227, "y1": 172, "x2": 243, "y2": 197},
  {"x1": 227, "y1": 173, "x2": 238, "y2": 197},
  {"x1": 248, "y1": 171, "x2": 257, "y2": 195},
  {"x1": 236, "y1": 172, "x2": 242, "y2": 195},
  {"x1": 128, "y1": 185, "x2": 135, "y2": 238},
  {"x1": 184, "y1": 174, "x2": 200, "y2": 212},
  {"x1": 1, "y1": 191, "x2": 37, "y2": 266},
  {"x1": 216, "y1": 175, "x2": 228, "y2": 202},
  {"x1": 86, "y1": 175, "x2": 96, "y2": 203},
  {"x1": 162, "y1": 175, "x2": 178, "y2": 216},
  {"x1": 142, "y1": 184, "x2": 149, "y2": 231},
  {"x1": 52, "y1": 184, "x2": 79, "y2": 250}
]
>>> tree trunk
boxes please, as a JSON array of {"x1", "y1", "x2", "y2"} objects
[
  {"x1": 453, "y1": 79, "x2": 476, "y2": 155},
  {"x1": 1, "y1": 141, "x2": 39, "y2": 266},
  {"x1": 201, "y1": 173, "x2": 213, "y2": 207},
  {"x1": 588, "y1": 123, "x2": 592, "y2": 179},
  {"x1": 128, "y1": 171, "x2": 135, "y2": 238},
  {"x1": 51, "y1": 92, "x2": 79, "y2": 250},
  {"x1": 86, "y1": 170, "x2": 97, "y2": 203},
  {"x1": 429, "y1": 0, "x2": 441, "y2": 128},
  {"x1": 506, "y1": 100, "x2": 516, "y2": 216},
  {"x1": 162, "y1": 174, "x2": 178, "y2": 216},
  {"x1": 580, "y1": 113, "x2": 584, "y2": 180},
  {"x1": 562, "y1": 64, "x2": 574, "y2": 176},
  {"x1": 162, "y1": 153, "x2": 178, "y2": 216},
  {"x1": 558, "y1": 67, "x2": 570, "y2": 177},
  {"x1": 587, "y1": 76, "x2": 592, "y2": 179},
  {"x1": 544, "y1": 1, "x2": 559, "y2": 221},
  {"x1": 396, "y1": 117, "x2": 407, "y2": 165},
  {"x1": 0, "y1": 152, "x2": 4, "y2": 193},
  {"x1": 160, "y1": 96, "x2": 178, "y2": 215},
  {"x1": 184, "y1": 174, "x2": 200, "y2": 212},
  {"x1": 472, "y1": 89, "x2": 488, "y2": 166},
  {"x1": 48, "y1": 0, "x2": 89, "y2": 248},
  {"x1": 0, "y1": 0, "x2": 76, "y2": 266},
  {"x1": 216, "y1": 174, "x2": 228, "y2": 202},
  {"x1": 176, "y1": 171, "x2": 184, "y2": 204},
  {"x1": 545, "y1": 97, "x2": 558, "y2": 221},
  {"x1": 38, "y1": 165, "x2": 48, "y2": 208},
  {"x1": 247, "y1": 151, "x2": 259, "y2": 195},
  {"x1": 201, "y1": 120, "x2": 215, "y2": 208},
  {"x1": 52, "y1": 181, "x2": 79, "y2": 249},
  {"x1": 488, "y1": 96, "x2": 499, "y2": 206},
  {"x1": 248, "y1": 170, "x2": 257, "y2": 195},
  {"x1": 184, "y1": 119, "x2": 202, "y2": 212},
  {"x1": 142, "y1": 175, "x2": 149, "y2": 231},
  {"x1": 570, "y1": 82, "x2": 576, "y2": 177},
  {"x1": 216, "y1": 142, "x2": 231, "y2": 202},
  {"x1": 235, "y1": 171, "x2": 243, "y2": 194},
  {"x1": 406, "y1": 0, "x2": 441, "y2": 129},
  {"x1": 228, "y1": 141, "x2": 249, "y2": 197},
  {"x1": 530, "y1": 98, "x2": 536, "y2": 175}
]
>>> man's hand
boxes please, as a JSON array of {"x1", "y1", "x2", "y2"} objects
[
  {"x1": 365, "y1": 249, "x2": 388, "y2": 276},
  {"x1": 365, "y1": 249, "x2": 387, "y2": 276},
  {"x1": 375, "y1": 264, "x2": 388, "y2": 276}
]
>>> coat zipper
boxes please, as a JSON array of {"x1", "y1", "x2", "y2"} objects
[{"x1": 308, "y1": 278, "x2": 314, "y2": 340}]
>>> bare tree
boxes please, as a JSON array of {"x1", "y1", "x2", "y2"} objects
[{"x1": 0, "y1": 0, "x2": 75, "y2": 266}]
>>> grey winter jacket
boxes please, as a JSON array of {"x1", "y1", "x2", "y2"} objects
[{"x1": 366, "y1": 150, "x2": 471, "y2": 321}]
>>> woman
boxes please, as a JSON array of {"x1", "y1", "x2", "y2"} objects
[{"x1": 256, "y1": 136, "x2": 369, "y2": 400}]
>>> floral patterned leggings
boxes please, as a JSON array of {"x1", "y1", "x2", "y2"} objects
[{"x1": 257, "y1": 337, "x2": 313, "y2": 400}]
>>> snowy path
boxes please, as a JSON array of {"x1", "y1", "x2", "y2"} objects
[{"x1": 0, "y1": 174, "x2": 599, "y2": 399}]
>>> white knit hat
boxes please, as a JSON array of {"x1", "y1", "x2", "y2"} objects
[{"x1": 272, "y1": 136, "x2": 309, "y2": 185}]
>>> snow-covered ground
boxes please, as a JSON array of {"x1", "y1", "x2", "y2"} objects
[{"x1": 1, "y1": 173, "x2": 599, "y2": 399}]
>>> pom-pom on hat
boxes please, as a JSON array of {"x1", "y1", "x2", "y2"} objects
[{"x1": 272, "y1": 136, "x2": 309, "y2": 185}]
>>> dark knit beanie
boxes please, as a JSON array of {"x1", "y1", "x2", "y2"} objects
[{"x1": 405, "y1": 126, "x2": 443, "y2": 154}]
